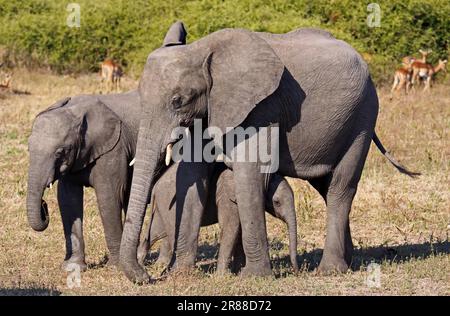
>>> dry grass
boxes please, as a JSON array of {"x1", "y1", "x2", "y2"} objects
[{"x1": 0, "y1": 69, "x2": 448, "y2": 296}]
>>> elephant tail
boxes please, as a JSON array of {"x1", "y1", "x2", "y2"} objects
[{"x1": 372, "y1": 132, "x2": 420, "y2": 178}]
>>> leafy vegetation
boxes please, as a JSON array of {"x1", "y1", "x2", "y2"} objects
[{"x1": 0, "y1": 0, "x2": 449, "y2": 83}]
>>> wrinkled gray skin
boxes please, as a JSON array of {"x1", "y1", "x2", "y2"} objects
[
  {"x1": 137, "y1": 165, "x2": 298, "y2": 273},
  {"x1": 27, "y1": 90, "x2": 140, "y2": 270},
  {"x1": 120, "y1": 26, "x2": 417, "y2": 283}
]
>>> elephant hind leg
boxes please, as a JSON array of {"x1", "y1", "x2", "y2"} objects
[
  {"x1": 317, "y1": 131, "x2": 372, "y2": 274},
  {"x1": 230, "y1": 234, "x2": 246, "y2": 274},
  {"x1": 156, "y1": 238, "x2": 172, "y2": 266}
]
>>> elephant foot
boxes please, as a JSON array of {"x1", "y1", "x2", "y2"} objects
[
  {"x1": 317, "y1": 257, "x2": 349, "y2": 275},
  {"x1": 169, "y1": 263, "x2": 196, "y2": 275},
  {"x1": 240, "y1": 264, "x2": 272, "y2": 278},
  {"x1": 170, "y1": 256, "x2": 196, "y2": 272},
  {"x1": 61, "y1": 259, "x2": 87, "y2": 272},
  {"x1": 216, "y1": 261, "x2": 231, "y2": 276},
  {"x1": 120, "y1": 261, "x2": 151, "y2": 285}
]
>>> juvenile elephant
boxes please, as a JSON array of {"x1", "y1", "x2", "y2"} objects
[
  {"x1": 27, "y1": 91, "x2": 141, "y2": 270},
  {"x1": 137, "y1": 164, "x2": 298, "y2": 273},
  {"x1": 120, "y1": 26, "x2": 418, "y2": 283}
]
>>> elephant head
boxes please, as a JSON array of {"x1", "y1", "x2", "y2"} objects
[
  {"x1": 120, "y1": 28, "x2": 285, "y2": 282},
  {"x1": 27, "y1": 98, "x2": 121, "y2": 231}
]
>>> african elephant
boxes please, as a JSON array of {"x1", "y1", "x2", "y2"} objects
[
  {"x1": 120, "y1": 26, "x2": 417, "y2": 283},
  {"x1": 26, "y1": 21, "x2": 188, "y2": 271},
  {"x1": 137, "y1": 164, "x2": 298, "y2": 273},
  {"x1": 27, "y1": 90, "x2": 141, "y2": 270}
]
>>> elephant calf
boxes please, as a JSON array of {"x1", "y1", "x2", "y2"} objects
[
  {"x1": 138, "y1": 164, "x2": 299, "y2": 273},
  {"x1": 27, "y1": 91, "x2": 140, "y2": 270}
]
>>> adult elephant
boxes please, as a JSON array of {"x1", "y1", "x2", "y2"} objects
[{"x1": 120, "y1": 27, "x2": 417, "y2": 283}]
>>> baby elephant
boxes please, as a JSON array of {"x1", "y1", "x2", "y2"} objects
[
  {"x1": 138, "y1": 164, "x2": 299, "y2": 273},
  {"x1": 27, "y1": 91, "x2": 140, "y2": 271}
]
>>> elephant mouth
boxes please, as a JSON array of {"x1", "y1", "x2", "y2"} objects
[
  {"x1": 40, "y1": 200, "x2": 49, "y2": 221},
  {"x1": 46, "y1": 179, "x2": 56, "y2": 189}
]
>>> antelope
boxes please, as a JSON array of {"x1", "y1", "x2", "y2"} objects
[
  {"x1": 0, "y1": 71, "x2": 12, "y2": 90},
  {"x1": 100, "y1": 59, "x2": 123, "y2": 92},
  {"x1": 401, "y1": 49, "x2": 431, "y2": 67},
  {"x1": 391, "y1": 49, "x2": 433, "y2": 98},
  {"x1": 391, "y1": 58, "x2": 415, "y2": 98},
  {"x1": 411, "y1": 59, "x2": 447, "y2": 92}
]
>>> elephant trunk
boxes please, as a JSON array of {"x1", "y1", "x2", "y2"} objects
[
  {"x1": 120, "y1": 119, "x2": 166, "y2": 283},
  {"x1": 285, "y1": 205, "x2": 299, "y2": 273},
  {"x1": 26, "y1": 161, "x2": 51, "y2": 232}
]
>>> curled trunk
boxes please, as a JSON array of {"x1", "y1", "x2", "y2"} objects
[{"x1": 26, "y1": 168, "x2": 50, "y2": 232}]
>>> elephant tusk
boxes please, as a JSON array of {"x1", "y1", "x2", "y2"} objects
[
  {"x1": 129, "y1": 158, "x2": 136, "y2": 166},
  {"x1": 165, "y1": 143, "x2": 173, "y2": 166}
]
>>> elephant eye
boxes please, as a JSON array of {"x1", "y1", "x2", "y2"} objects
[{"x1": 171, "y1": 95, "x2": 183, "y2": 109}]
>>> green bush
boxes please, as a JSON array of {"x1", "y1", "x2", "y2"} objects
[{"x1": 0, "y1": 0, "x2": 448, "y2": 84}]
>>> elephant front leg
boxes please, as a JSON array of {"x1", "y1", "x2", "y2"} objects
[
  {"x1": 232, "y1": 162, "x2": 272, "y2": 277},
  {"x1": 168, "y1": 163, "x2": 209, "y2": 272},
  {"x1": 137, "y1": 209, "x2": 170, "y2": 266},
  {"x1": 58, "y1": 179, "x2": 87, "y2": 272},
  {"x1": 95, "y1": 186, "x2": 123, "y2": 267},
  {"x1": 170, "y1": 191, "x2": 205, "y2": 271},
  {"x1": 156, "y1": 238, "x2": 172, "y2": 266},
  {"x1": 217, "y1": 205, "x2": 241, "y2": 274}
]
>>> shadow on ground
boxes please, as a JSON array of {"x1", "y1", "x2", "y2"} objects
[
  {"x1": 0, "y1": 88, "x2": 31, "y2": 98},
  {"x1": 0, "y1": 286, "x2": 61, "y2": 296},
  {"x1": 87, "y1": 255, "x2": 110, "y2": 270},
  {"x1": 274, "y1": 240, "x2": 450, "y2": 273},
  {"x1": 141, "y1": 240, "x2": 449, "y2": 278}
]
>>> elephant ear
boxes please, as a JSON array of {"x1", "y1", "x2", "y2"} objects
[
  {"x1": 70, "y1": 100, "x2": 122, "y2": 171},
  {"x1": 201, "y1": 29, "x2": 285, "y2": 133},
  {"x1": 162, "y1": 21, "x2": 187, "y2": 47}
]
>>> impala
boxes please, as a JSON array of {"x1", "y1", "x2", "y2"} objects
[
  {"x1": 0, "y1": 71, "x2": 12, "y2": 90},
  {"x1": 391, "y1": 58, "x2": 415, "y2": 97},
  {"x1": 411, "y1": 59, "x2": 447, "y2": 92},
  {"x1": 100, "y1": 59, "x2": 123, "y2": 92},
  {"x1": 392, "y1": 49, "x2": 434, "y2": 97}
]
